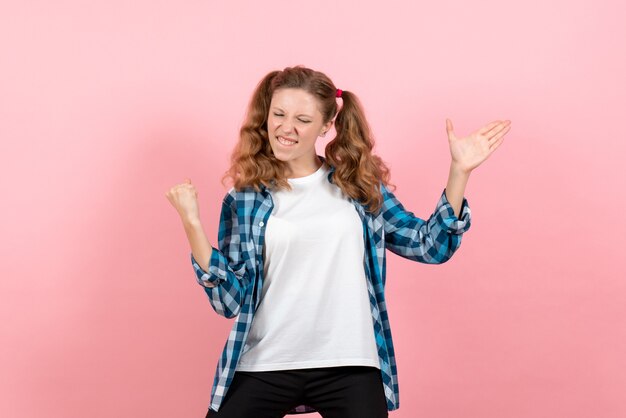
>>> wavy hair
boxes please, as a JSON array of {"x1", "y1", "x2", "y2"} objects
[{"x1": 221, "y1": 65, "x2": 395, "y2": 215}]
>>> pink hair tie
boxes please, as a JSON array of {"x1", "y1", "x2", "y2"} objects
[{"x1": 336, "y1": 88, "x2": 343, "y2": 98}]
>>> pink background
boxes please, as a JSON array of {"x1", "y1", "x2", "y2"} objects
[{"x1": 1, "y1": 1, "x2": 625, "y2": 417}]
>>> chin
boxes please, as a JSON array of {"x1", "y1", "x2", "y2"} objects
[
  {"x1": 272, "y1": 153, "x2": 294, "y2": 163},
  {"x1": 270, "y1": 142, "x2": 294, "y2": 160},
  {"x1": 269, "y1": 147, "x2": 288, "y2": 160}
]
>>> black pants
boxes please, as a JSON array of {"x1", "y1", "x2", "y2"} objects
[{"x1": 205, "y1": 365, "x2": 389, "y2": 418}]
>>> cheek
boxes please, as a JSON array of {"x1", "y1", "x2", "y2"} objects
[
  {"x1": 268, "y1": 119, "x2": 278, "y2": 132},
  {"x1": 302, "y1": 126, "x2": 317, "y2": 139}
]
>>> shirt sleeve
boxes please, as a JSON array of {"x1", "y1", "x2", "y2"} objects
[
  {"x1": 190, "y1": 194, "x2": 249, "y2": 318},
  {"x1": 380, "y1": 184, "x2": 472, "y2": 264}
]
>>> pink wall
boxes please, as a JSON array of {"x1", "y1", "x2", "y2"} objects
[{"x1": 1, "y1": 1, "x2": 624, "y2": 417}]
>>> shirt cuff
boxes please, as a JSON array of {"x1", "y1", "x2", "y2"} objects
[
  {"x1": 190, "y1": 248, "x2": 226, "y2": 287},
  {"x1": 435, "y1": 188, "x2": 472, "y2": 235}
]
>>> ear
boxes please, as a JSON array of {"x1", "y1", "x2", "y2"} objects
[{"x1": 321, "y1": 120, "x2": 334, "y2": 136}]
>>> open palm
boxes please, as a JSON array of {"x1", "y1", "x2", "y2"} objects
[{"x1": 446, "y1": 119, "x2": 511, "y2": 173}]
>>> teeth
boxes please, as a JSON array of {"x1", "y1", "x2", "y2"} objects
[{"x1": 278, "y1": 136, "x2": 297, "y2": 145}]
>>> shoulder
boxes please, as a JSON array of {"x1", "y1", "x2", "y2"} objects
[
  {"x1": 379, "y1": 182, "x2": 395, "y2": 204},
  {"x1": 221, "y1": 185, "x2": 265, "y2": 209},
  {"x1": 220, "y1": 186, "x2": 237, "y2": 209}
]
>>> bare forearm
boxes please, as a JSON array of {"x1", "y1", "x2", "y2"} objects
[
  {"x1": 183, "y1": 217, "x2": 213, "y2": 273},
  {"x1": 445, "y1": 163, "x2": 471, "y2": 218}
]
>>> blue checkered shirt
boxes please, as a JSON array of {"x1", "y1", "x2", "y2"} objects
[{"x1": 190, "y1": 155, "x2": 472, "y2": 414}]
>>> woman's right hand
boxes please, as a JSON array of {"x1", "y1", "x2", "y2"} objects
[{"x1": 165, "y1": 178, "x2": 200, "y2": 223}]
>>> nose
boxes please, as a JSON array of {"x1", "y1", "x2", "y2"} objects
[
  {"x1": 280, "y1": 119, "x2": 295, "y2": 135},
  {"x1": 281, "y1": 122, "x2": 293, "y2": 134}
]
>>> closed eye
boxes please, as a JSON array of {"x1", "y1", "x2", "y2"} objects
[{"x1": 273, "y1": 113, "x2": 311, "y2": 123}]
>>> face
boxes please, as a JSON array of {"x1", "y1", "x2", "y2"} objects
[{"x1": 267, "y1": 88, "x2": 332, "y2": 177}]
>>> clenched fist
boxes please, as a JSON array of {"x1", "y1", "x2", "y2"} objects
[{"x1": 166, "y1": 178, "x2": 200, "y2": 223}]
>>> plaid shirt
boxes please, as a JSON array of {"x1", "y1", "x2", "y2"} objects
[{"x1": 190, "y1": 155, "x2": 472, "y2": 414}]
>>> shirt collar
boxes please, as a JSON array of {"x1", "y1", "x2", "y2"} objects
[{"x1": 262, "y1": 155, "x2": 335, "y2": 192}]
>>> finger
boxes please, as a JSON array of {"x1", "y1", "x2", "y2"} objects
[
  {"x1": 478, "y1": 120, "x2": 503, "y2": 136},
  {"x1": 489, "y1": 136, "x2": 505, "y2": 152},
  {"x1": 483, "y1": 124, "x2": 509, "y2": 146},
  {"x1": 175, "y1": 182, "x2": 194, "y2": 191},
  {"x1": 446, "y1": 118, "x2": 458, "y2": 141},
  {"x1": 492, "y1": 120, "x2": 511, "y2": 134},
  {"x1": 487, "y1": 124, "x2": 511, "y2": 144}
]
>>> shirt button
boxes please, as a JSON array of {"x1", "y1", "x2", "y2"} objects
[{"x1": 259, "y1": 221, "x2": 264, "y2": 227}]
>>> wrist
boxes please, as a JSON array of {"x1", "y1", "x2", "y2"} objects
[
  {"x1": 450, "y1": 162, "x2": 472, "y2": 177},
  {"x1": 182, "y1": 216, "x2": 202, "y2": 229}
]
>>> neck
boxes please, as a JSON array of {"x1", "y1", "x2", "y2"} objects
[{"x1": 285, "y1": 155, "x2": 323, "y2": 179}]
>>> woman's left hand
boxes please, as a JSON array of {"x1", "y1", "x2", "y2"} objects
[{"x1": 446, "y1": 118, "x2": 511, "y2": 174}]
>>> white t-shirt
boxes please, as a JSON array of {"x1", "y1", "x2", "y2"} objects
[{"x1": 236, "y1": 161, "x2": 381, "y2": 371}]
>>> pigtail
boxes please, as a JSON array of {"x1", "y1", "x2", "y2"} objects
[{"x1": 326, "y1": 90, "x2": 394, "y2": 215}]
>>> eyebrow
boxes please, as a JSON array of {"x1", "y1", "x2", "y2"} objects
[{"x1": 271, "y1": 106, "x2": 314, "y2": 118}]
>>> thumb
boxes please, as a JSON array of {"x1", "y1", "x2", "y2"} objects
[{"x1": 446, "y1": 118, "x2": 455, "y2": 139}]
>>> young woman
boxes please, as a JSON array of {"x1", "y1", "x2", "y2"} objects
[{"x1": 166, "y1": 65, "x2": 511, "y2": 418}]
